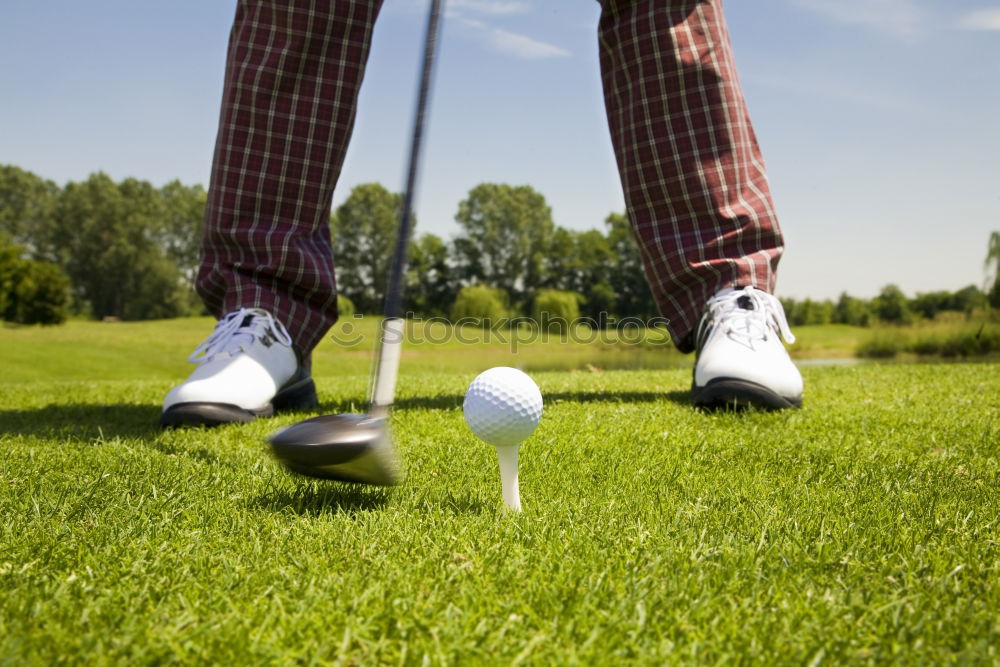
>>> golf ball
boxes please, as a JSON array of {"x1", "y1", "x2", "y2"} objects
[{"x1": 463, "y1": 367, "x2": 543, "y2": 447}]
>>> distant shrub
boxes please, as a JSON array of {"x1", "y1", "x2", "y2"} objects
[
  {"x1": 531, "y1": 289, "x2": 581, "y2": 336},
  {"x1": 911, "y1": 334, "x2": 943, "y2": 356},
  {"x1": 857, "y1": 332, "x2": 903, "y2": 358},
  {"x1": 337, "y1": 294, "x2": 356, "y2": 319},
  {"x1": 451, "y1": 285, "x2": 509, "y2": 327},
  {"x1": 1, "y1": 236, "x2": 70, "y2": 325},
  {"x1": 865, "y1": 326, "x2": 999, "y2": 358},
  {"x1": 937, "y1": 328, "x2": 999, "y2": 357}
]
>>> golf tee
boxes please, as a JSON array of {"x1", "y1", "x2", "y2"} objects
[{"x1": 495, "y1": 444, "x2": 521, "y2": 512}]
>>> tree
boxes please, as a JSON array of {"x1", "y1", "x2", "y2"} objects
[
  {"x1": 987, "y1": 231, "x2": 1000, "y2": 308},
  {"x1": 0, "y1": 236, "x2": 19, "y2": 317},
  {"x1": 910, "y1": 291, "x2": 951, "y2": 320},
  {"x1": 833, "y1": 292, "x2": 870, "y2": 326},
  {"x1": 540, "y1": 226, "x2": 578, "y2": 292},
  {"x1": 871, "y1": 284, "x2": 914, "y2": 325},
  {"x1": 331, "y1": 183, "x2": 405, "y2": 314},
  {"x1": 948, "y1": 285, "x2": 985, "y2": 314},
  {"x1": 799, "y1": 298, "x2": 834, "y2": 325},
  {"x1": 605, "y1": 212, "x2": 658, "y2": 320},
  {"x1": 0, "y1": 165, "x2": 59, "y2": 252},
  {"x1": 157, "y1": 180, "x2": 206, "y2": 283},
  {"x1": 541, "y1": 227, "x2": 618, "y2": 320},
  {"x1": 49, "y1": 173, "x2": 188, "y2": 320},
  {"x1": 452, "y1": 183, "x2": 554, "y2": 308},
  {"x1": 406, "y1": 233, "x2": 452, "y2": 318},
  {"x1": 0, "y1": 234, "x2": 69, "y2": 325}
]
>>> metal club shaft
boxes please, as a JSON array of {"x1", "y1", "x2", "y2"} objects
[{"x1": 370, "y1": 0, "x2": 443, "y2": 416}]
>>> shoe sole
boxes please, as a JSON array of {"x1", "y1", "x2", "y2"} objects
[
  {"x1": 692, "y1": 377, "x2": 802, "y2": 411},
  {"x1": 160, "y1": 376, "x2": 319, "y2": 428}
]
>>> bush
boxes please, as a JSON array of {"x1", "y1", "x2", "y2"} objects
[
  {"x1": 1, "y1": 236, "x2": 70, "y2": 325},
  {"x1": 867, "y1": 326, "x2": 999, "y2": 358},
  {"x1": 938, "y1": 328, "x2": 1000, "y2": 357},
  {"x1": 337, "y1": 294, "x2": 356, "y2": 319},
  {"x1": 856, "y1": 332, "x2": 903, "y2": 358},
  {"x1": 531, "y1": 289, "x2": 581, "y2": 335},
  {"x1": 451, "y1": 285, "x2": 509, "y2": 327},
  {"x1": 911, "y1": 334, "x2": 943, "y2": 356},
  {"x1": 8, "y1": 259, "x2": 70, "y2": 324}
]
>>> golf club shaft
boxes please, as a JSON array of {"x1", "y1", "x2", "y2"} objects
[{"x1": 370, "y1": 0, "x2": 443, "y2": 415}]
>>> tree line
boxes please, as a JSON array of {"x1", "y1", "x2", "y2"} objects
[
  {"x1": 779, "y1": 283, "x2": 994, "y2": 328},
  {"x1": 2, "y1": 164, "x2": 998, "y2": 327}
]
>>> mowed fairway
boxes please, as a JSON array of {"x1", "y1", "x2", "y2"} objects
[{"x1": 1, "y1": 320, "x2": 998, "y2": 663}]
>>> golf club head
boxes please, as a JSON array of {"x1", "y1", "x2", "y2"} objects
[{"x1": 268, "y1": 414, "x2": 401, "y2": 486}]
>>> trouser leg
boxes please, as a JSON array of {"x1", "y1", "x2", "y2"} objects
[
  {"x1": 598, "y1": 0, "x2": 784, "y2": 351},
  {"x1": 197, "y1": 0, "x2": 383, "y2": 354}
]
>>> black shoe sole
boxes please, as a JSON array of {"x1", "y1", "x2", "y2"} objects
[
  {"x1": 160, "y1": 376, "x2": 319, "y2": 428},
  {"x1": 691, "y1": 377, "x2": 802, "y2": 411}
]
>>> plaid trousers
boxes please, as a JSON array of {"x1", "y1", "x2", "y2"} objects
[{"x1": 197, "y1": 0, "x2": 784, "y2": 354}]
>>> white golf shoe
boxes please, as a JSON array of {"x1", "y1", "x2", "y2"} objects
[
  {"x1": 691, "y1": 286, "x2": 803, "y2": 410},
  {"x1": 160, "y1": 308, "x2": 318, "y2": 427}
]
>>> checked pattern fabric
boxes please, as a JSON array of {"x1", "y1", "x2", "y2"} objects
[
  {"x1": 198, "y1": 0, "x2": 784, "y2": 354},
  {"x1": 599, "y1": 0, "x2": 785, "y2": 351},
  {"x1": 197, "y1": 0, "x2": 384, "y2": 354}
]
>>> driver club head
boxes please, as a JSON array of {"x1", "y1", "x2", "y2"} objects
[{"x1": 267, "y1": 414, "x2": 401, "y2": 486}]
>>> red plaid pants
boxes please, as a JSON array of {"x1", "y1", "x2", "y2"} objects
[{"x1": 197, "y1": 0, "x2": 784, "y2": 354}]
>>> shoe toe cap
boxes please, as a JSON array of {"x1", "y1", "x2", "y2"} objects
[
  {"x1": 162, "y1": 358, "x2": 286, "y2": 412},
  {"x1": 695, "y1": 338, "x2": 803, "y2": 400}
]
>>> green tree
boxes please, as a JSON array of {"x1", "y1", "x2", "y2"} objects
[
  {"x1": 331, "y1": 183, "x2": 405, "y2": 314},
  {"x1": 987, "y1": 231, "x2": 1000, "y2": 308},
  {"x1": 0, "y1": 236, "x2": 19, "y2": 317},
  {"x1": 872, "y1": 284, "x2": 914, "y2": 325},
  {"x1": 798, "y1": 298, "x2": 834, "y2": 325},
  {"x1": 605, "y1": 212, "x2": 657, "y2": 320},
  {"x1": 157, "y1": 180, "x2": 206, "y2": 283},
  {"x1": 910, "y1": 291, "x2": 950, "y2": 320},
  {"x1": 0, "y1": 165, "x2": 59, "y2": 252},
  {"x1": 406, "y1": 233, "x2": 452, "y2": 318},
  {"x1": 833, "y1": 292, "x2": 870, "y2": 326},
  {"x1": 0, "y1": 234, "x2": 69, "y2": 325},
  {"x1": 7, "y1": 259, "x2": 70, "y2": 325},
  {"x1": 541, "y1": 227, "x2": 577, "y2": 292},
  {"x1": 948, "y1": 285, "x2": 986, "y2": 315},
  {"x1": 542, "y1": 228, "x2": 617, "y2": 321},
  {"x1": 49, "y1": 173, "x2": 187, "y2": 320},
  {"x1": 452, "y1": 183, "x2": 554, "y2": 308}
]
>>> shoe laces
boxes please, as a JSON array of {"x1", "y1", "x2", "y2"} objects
[
  {"x1": 189, "y1": 308, "x2": 293, "y2": 364},
  {"x1": 697, "y1": 286, "x2": 795, "y2": 350}
]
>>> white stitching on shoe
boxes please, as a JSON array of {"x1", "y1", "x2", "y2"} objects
[{"x1": 188, "y1": 308, "x2": 293, "y2": 365}]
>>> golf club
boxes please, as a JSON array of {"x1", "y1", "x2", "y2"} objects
[{"x1": 268, "y1": 0, "x2": 443, "y2": 485}]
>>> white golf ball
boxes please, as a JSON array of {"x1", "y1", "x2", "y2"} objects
[{"x1": 463, "y1": 367, "x2": 543, "y2": 447}]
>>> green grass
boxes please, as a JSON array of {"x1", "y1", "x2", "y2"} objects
[{"x1": 1, "y1": 320, "x2": 999, "y2": 663}]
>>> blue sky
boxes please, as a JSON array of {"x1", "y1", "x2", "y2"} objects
[{"x1": 1, "y1": 0, "x2": 998, "y2": 300}]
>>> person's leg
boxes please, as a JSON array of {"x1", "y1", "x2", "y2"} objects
[
  {"x1": 163, "y1": 0, "x2": 383, "y2": 427},
  {"x1": 598, "y1": 0, "x2": 783, "y2": 352},
  {"x1": 198, "y1": 0, "x2": 383, "y2": 356},
  {"x1": 598, "y1": 0, "x2": 801, "y2": 408}
]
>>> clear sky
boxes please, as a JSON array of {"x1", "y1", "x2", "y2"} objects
[{"x1": 1, "y1": 0, "x2": 998, "y2": 300}]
